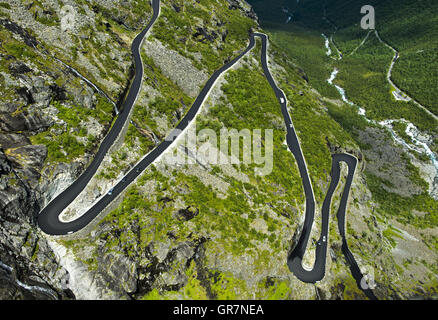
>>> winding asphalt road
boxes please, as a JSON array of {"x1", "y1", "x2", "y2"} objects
[
  {"x1": 37, "y1": 1, "x2": 376, "y2": 299},
  {"x1": 256, "y1": 35, "x2": 377, "y2": 299},
  {"x1": 37, "y1": 0, "x2": 255, "y2": 235},
  {"x1": 37, "y1": 0, "x2": 161, "y2": 234}
]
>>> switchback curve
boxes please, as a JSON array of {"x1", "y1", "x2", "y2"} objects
[{"x1": 36, "y1": 5, "x2": 376, "y2": 298}]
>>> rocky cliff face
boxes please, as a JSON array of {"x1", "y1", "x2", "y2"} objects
[{"x1": 0, "y1": 0, "x2": 155, "y2": 299}]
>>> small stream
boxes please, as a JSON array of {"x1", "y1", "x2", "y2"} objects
[
  {"x1": 0, "y1": 260, "x2": 58, "y2": 299},
  {"x1": 52, "y1": 56, "x2": 119, "y2": 115},
  {"x1": 322, "y1": 33, "x2": 332, "y2": 57},
  {"x1": 326, "y1": 63, "x2": 438, "y2": 198}
]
